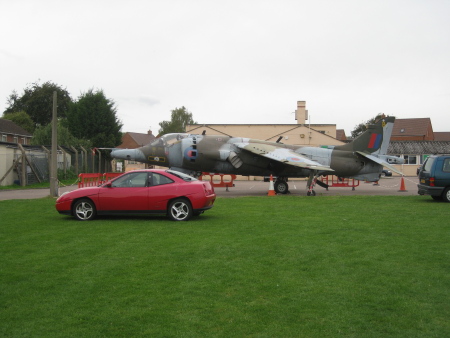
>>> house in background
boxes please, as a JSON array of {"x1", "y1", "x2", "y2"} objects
[
  {"x1": 388, "y1": 118, "x2": 450, "y2": 175},
  {"x1": 336, "y1": 129, "x2": 347, "y2": 142},
  {"x1": 117, "y1": 131, "x2": 156, "y2": 149},
  {"x1": 0, "y1": 119, "x2": 32, "y2": 145},
  {"x1": 0, "y1": 119, "x2": 35, "y2": 186},
  {"x1": 434, "y1": 132, "x2": 450, "y2": 141},
  {"x1": 391, "y1": 118, "x2": 434, "y2": 141},
  {"x1": 114, "y1": 130, "x2": 156, "y2": 171},
  {"x1": 187, "y1": 101, "x2": 345, "y2": 149}
]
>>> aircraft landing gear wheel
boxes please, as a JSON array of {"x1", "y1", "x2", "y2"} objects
[
  {"x1": 274, "y1": 180, "x2": 289, "y2": 194},
  {"x1": 307, "y1": 190, "x2": 316, "y2": 196}
]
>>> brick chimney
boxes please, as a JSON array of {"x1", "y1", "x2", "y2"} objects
[{"x1": 295, "y1": 101, "x2": 308, "y2": 124}]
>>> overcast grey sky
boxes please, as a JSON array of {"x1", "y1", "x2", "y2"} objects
[{"x1": 1, "y1": 0, "x2": 449, "y2": 136}]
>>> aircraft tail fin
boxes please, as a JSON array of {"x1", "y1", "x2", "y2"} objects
[{"x1": 335, "y1": 116, "x2": 395, "y2": 155}]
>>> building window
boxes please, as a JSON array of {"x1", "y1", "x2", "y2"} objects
[
  {"x1": 1, "y1": 134, "x2": 6, "y2": 142},
  {"x1": 403, "y1": 155, "x2": 417, "y2": 165},
  {"x1": 14, "y1": 136, "x2": 18, "y2": 143},
  {"x1": 21, "y1": 138, "x2": 27, "y2": 145}
]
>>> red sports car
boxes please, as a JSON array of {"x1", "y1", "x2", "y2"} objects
[{"x1": 56, "y1": 169, "x2": 216, "y2": 221}]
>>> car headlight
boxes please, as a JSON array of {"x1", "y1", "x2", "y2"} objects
[
  {"x1": 56, "y1": 192, "x2": 70, "y2": 202},
  {"x1": 59, "y1": 191, "x2": 69, "y2": 198}
]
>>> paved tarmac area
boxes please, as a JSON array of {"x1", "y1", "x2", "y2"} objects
[
  {"x1": 215, "y1": 176, "x2": 419, "y2": 197},
  {"x1": 0, "y1": 176, "x2": 420, "y2": 201},
  {"x1": 0, "y1": 184, "x2": 79, "y2": 201}
]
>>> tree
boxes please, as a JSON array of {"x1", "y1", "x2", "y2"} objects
[
  {"x1": 1, "y1": 111, "x2": 35, "y2": 133},
  {"x1": 158, "y1": 106, "x2": 196, "y2": 135},
  {"x1": 3, "y1": 81, "x2": 72, "y2": 128},
  {"x1": 31, "y1": 121, "x2": 91, "y2": 148},
  {"x1": 351, "y1": 113, "x2": 385, "y2": 138},
  {"x1": 65, "y1": 89, "x2": 122, "y2": 147}
]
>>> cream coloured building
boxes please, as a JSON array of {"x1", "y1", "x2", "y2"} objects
[{"x1": 186, "y1": 101, "x2": 344, "y2": 148}]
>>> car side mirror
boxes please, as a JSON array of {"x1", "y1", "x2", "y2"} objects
[{"x1": 105, "y1": 183, "x2": 112, "y2": 188}]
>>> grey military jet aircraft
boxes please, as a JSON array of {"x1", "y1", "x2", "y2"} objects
[{"x1": 111, "y1": 116, "x2": 403, "y2": 195}]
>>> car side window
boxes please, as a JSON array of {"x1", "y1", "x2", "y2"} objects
[
  {"x1": 443, "y1": 159, "x2": 450, "y2": 173},
  {"x1": 150, "y1": 173, "x2": 174, "y2": 186},
  {"x1": 111, "y1": 172, "x2": 148, "y2": 187},
  {"x1": 423, "y1": 157, "x2": 434, "y2": 172}
]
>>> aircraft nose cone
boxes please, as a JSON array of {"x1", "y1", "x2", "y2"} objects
[{"x1": 111, "y1": 148, "x2": 146, "y2": 162}]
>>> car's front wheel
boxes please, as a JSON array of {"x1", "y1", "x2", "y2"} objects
[
  {"x1": 73, "y1": 198, "x2": 96, "y2": 221},
  {"x1": 168, "y1": 198, "x2": 193, "y2": 221}
]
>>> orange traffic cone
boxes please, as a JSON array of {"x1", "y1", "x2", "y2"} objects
[
  {"x1": 267, "y1": 174, "x2": 276, "y2": 196},
  {"x1": 398, "y1": 176, "x2": 407, "y2": 192}
]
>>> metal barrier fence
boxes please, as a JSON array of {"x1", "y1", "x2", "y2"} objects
[
  {"x1": 78, "y1": 172, "x2": 123, "y2": 188},
  {"x1": 199, "y1": 172, "x2": 237, "y2": 188},
  {"x1": 1, "y1": 144, "x2": 114, "y2": 186}
]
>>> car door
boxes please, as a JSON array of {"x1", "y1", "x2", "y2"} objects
[
  {"x1": 147, "y1": 172, "x2": 177, "y2": 211},
  {"x1": 98, "y1": 172, "x2": 150, "y2": 212}
]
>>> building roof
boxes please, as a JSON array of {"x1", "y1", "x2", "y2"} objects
[
  {"x1": 0, "y1": 119, "x2": 32, "y2": 137},
  {"x1": 128, "y1": 132, "x2": 155, "y2": 147},
  {"x1": 388, "y1": 141, "x2": 450, "y2": 155},
  {"x1": 392, "y1": 118, "x2": 432, "y2": 137},
  {"x1": 117, "y1": 131, "x2": 156, "y2": 149},
  {"x1": 434, "y1": 132, "x2": 450, "y2": 141},
  {"x1": 336, "y1": 129, "x2": 347, "y2": 141}
]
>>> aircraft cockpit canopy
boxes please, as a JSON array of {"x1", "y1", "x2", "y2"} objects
[{"x1": 152, "y1": 133, "x2": 190, "y2": 147}]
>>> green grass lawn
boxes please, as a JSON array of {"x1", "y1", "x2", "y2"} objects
[{"x1": 1, "y1": 195, "x2": 449, "y2": 337}]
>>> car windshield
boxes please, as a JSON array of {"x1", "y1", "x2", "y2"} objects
[{"x1": 167, "y1": 170, "x2": 197, "y2": 181}]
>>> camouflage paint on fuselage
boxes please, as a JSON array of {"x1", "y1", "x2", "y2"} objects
[{"x1": 111, "y1": 116, "x2": 402, "y2": 182}]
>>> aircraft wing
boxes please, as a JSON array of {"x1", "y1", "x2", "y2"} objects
[
  {"x1": 356, "y1": 151, "x2": 404, "y2": 175},
  {"x1": 236, "y1": 142, "x2": 333, "y2": 171}
]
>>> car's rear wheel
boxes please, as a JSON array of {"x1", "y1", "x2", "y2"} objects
[
  {"x1": 168, "y1": 198, "x2": 193, "y2": 221},
  {"x1": 443, "y1": 188, "x2": 450, "y2": 203},
  {"x1": 73, "y1": 198, "x2": 96, "y2": 221}
]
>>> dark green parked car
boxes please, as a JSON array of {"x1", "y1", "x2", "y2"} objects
[{"x1": 418, "y1": 155, "x2": 450, "y2": 202}]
